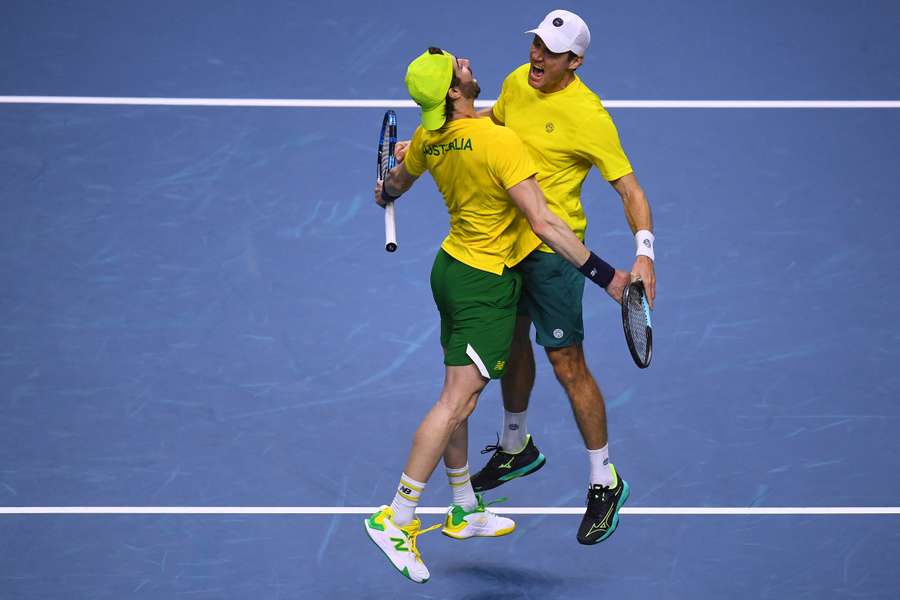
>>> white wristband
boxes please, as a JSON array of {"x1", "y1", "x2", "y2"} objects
[{"x1": 635, "y1": 229, "x2": 655, "y2": 261}]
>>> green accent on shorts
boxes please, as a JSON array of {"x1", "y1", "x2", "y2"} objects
[
  {"x1": 515, "y1": 250, "x2": 585, "y2": 348},
  {"x1": 431, "y1": 249, "x2": 522, "y2": 379}
]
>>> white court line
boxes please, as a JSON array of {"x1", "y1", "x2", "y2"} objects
[
  {"x1": 1, "y1": 506, "x2": 899, "y2": 515},
  {"x1": 1, "y1": 96, "x2": 899, "y2": 109}
]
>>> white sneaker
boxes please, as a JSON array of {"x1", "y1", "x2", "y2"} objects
[
  {"x1": 364, "y1": 506, "x2": 439, "y2": 583},
  {"x1": 441, "y1": 494, "x2": 516, "y2": 539}
]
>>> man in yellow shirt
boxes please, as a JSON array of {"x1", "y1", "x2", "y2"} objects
[
  {"x1": 364, "y1": 47, "x2": 630, "y2": 583},
  {"x1": 470, "y1": 10, "x2": 657, "y2": 546}
]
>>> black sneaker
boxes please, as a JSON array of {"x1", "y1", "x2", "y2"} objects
[
  {"x1": 577, "y1": 464, "x2": 630, "y2": 545},
  {"x1": 471, "y1": 434, "x2": 546, "y2": 493}
]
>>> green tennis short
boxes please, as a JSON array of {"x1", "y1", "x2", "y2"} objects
[
  {"x1": 430, "y1": 249, "x2": 522, "y2": 379},
  {"x1": 515, "y1": 250, "x2": 585, "y2": 348}
]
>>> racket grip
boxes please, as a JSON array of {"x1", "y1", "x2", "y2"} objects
[{"x1": 384, "y1": 201, "x2": 397, "y2": 252}]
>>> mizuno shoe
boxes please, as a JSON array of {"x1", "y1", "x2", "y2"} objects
[
  {"x1": 364, "y1": 506, "x2": 440, "y2": 583},
  {"x1": 471, "y1": 434, "x2": 546, "y2": 492},
  {"x1": 576, "y1": 464, "x2": 630, "y2": 545},
  {"x1": 441, "y1": 494, "x2": 516, "y2": 539}
]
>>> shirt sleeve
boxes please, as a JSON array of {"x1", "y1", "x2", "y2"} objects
[
  {"x1": 489, "y1": 128, "x2": 538, "y2": 189},
  {"x1": 579, "y1": 107, "x2": 634, "y2": 182},
  {"x1": 402, "y1": 126, "x2": 427, "y2": 178}
]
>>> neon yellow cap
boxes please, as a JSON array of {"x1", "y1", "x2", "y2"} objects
[{"x1": 405, "y1": 48, "x2": 455, "y2": 130}]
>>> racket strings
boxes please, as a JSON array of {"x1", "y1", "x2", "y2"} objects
[
  {"x1": 378, "y1": 137, "x2": 391, "y2": 180},
  {"x1": 626, "y1": 292, "x2": 649, "y2": 360}
]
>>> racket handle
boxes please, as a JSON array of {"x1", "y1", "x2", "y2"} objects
[{"x1": 384, "y1": 201, "x2": 397, "y2": 252}]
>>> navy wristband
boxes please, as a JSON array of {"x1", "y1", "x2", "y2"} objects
[
  {"x1": 578, "y1": 251, "x2": 615, "y2": 288},
  {"x1": 381, "y1": 187, "x2": 399, "y2": 204}
]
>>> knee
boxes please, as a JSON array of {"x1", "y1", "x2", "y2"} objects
[
  {"x1": 547, "y1": 346, "x2": 588, "y2": 387},
  {"x1": 437, "y1": 391, "x2": 478, "y2": 426}
]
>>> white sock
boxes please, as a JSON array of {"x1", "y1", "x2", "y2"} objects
[
  {"x1": 501, "y1": 409, "x2": 528, "y2": 452},
  {"x1": 446, "y1": 463, "x2": 477, "y2": 511},
  {"x1": 588, "y1": 445, "x2": 614, "y2": 487},
  {"x1": 390, "y1": 473, "x2": 425, "y2": 526}
]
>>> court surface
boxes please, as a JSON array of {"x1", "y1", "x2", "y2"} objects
[{"x1": 2, "y1": 1, "x2": 900, "y2": 598}]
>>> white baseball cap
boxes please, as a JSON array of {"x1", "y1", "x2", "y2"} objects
[{"x1": 525, "y1": 9, "x2": 591, "y2": 56}]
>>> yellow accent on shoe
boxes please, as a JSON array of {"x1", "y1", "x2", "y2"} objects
[
  {"x1": 400, "y1": 519, "x2": 441, "y2": 563},
  {"x1": 441, "y1": 496, "x2": 516, "y2": 539},
  {"x1": 364, "y1": 506, "x2": 440, "y2": 583},
  {"x1": 609, "y1": 463, "x2": 620, "y2": 488}
]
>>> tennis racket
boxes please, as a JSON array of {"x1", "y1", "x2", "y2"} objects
[
  {"x1": 622, "y1": 280, "x2": 653, "y2": 368},
  {"x1": 377, "y1": 110, "x2": 398, "y2": 252}
]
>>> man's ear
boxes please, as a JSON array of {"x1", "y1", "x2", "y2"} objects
[
  {"x1": 568, "y1": 55, "x2": 584, "y2": 71},
  {"x1": 447, "y1": 86, "x2": 462, "y2": 100}
]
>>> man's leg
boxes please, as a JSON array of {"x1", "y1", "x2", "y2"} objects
[
  {"x1": 545, "y1": 343, "x2": 630, "y2": 545},
  {"x1": 471, "y1": 315, "x2": 546, "y2": 493},
  {"x1": 544, "y1": 343, "x2": 607, "y2": 451},
  {"x1": 403, "y1": 364, "x2": 487, "y2": 484},
  {"x1": 441, "y1": 398, "x2": 516, "y2": 541},
  {"x1": 365, "y1": 364, "x2": 486, "y2": 583},
  {"x1": 500, "y1": 314, "x2": 535, "y2": 415}
]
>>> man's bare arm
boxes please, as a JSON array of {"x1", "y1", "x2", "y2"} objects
[
  {"x1": 508, "y1": 177, "x2": 628, "y2": 302},
  {"x1": 375, "y1": 162, "x2": 418, "y2": 207},
  {"x1": 611, "y1": 172, "x2": 656, "y2": 307}
]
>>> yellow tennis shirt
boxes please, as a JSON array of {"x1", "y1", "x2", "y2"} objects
[
  {"x1": 403, "y1": 117, "x2": 542, "y2": 275},
  {"x1": 493, "y1": 63, "x2": 633, "y2": 251}
]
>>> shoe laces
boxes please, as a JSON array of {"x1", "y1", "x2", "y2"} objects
[
  {"x1": 590, "y1": 485, "x2": 610, "y2": 502},
  {"x1": 475, "y1": 493, "x2": 509, "y2": 512},
  {"x1": 400, "y1": 521, "x2": 441, "y2": 563},
  {"x1": 480, "y1": 433, "x2": 502, "y2": 455}
]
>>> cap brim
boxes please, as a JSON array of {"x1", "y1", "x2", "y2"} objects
[
  {"x1": 525, "y1": 27, "x2": 570, "y2": 54},
  {"x1": 420, "y1": 104, "x2": 446, "y2": 131}
]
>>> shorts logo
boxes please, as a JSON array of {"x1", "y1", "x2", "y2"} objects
[
  {"x1": 553, "y1": 328, "x2": 564, "y2": 339},
  {"x1": 545, "y1": 122, "x2": 555, "y2": 133}
]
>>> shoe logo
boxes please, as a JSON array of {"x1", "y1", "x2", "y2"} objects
[
  {"x1": 586, "y1": 505, "x2": 615, "y2": 537},
  {"x1": 498, "y1": 457, "x2": 515, "y2": 469},
  {"x1": 586, "y1": 518, "x2": 609, "y2": 539},
  {"x1": 390, "y1": 536, "x2": 409, "y2": 552},
  {"x1": 508, "y1": 424, "x2": 519, "y2": 431}
]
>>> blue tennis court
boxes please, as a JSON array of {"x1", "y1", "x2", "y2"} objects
[{"x1": 2, "y1": 1, "x2": 900, "y2": 598}]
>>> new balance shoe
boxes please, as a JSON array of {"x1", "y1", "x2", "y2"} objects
[
  {"x1": 471, "y1": 434, "x2": 546, "y2": 492},
  {"x1": 576, "y1": 463, "x2": 630, "y2": 545},
  {"x1": 441, "y1": 494, "x2": 516, "y2": 539},
  {"x1": 364, "y1": 506, "x2": 439, "y2": 583}
]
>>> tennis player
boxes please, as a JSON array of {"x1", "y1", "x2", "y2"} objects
[
  {"x1": 364, "y1": 47, "x2": 630, "y2": 583},
  {"x1": 468, "y1": 9, "x2": 657, "y2": 545}
]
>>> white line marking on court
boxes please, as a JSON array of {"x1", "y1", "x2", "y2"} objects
[
  {"x1": 1, "y1": 96, "x2": 899, "y2": 109},
  {"x1": 1, "y1": 507, "x2": 899, "y2": 515}
]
